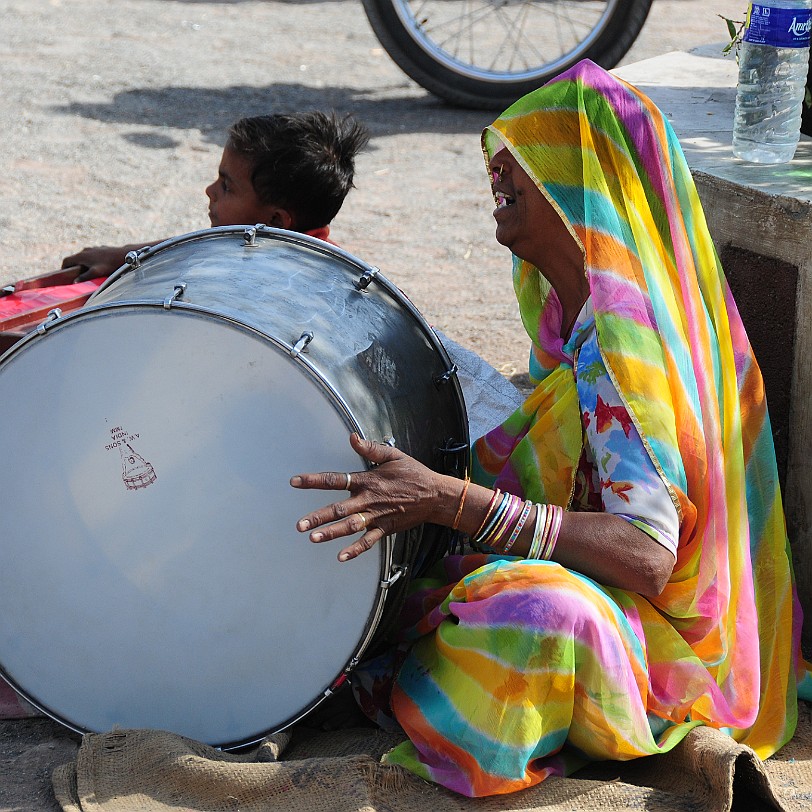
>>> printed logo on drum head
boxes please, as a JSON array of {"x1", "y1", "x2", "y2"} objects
[{"x1": 105, "y1": 425, "x2": 157, "y2": 491}]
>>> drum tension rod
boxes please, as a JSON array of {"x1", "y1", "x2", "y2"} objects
[
  {"x1": 290, "y1": 331, "x2": 314, "y2": 358},
  {"x1": 163, "y1": 283, "x2": 187, "y2": 310},
  {"x1": 354, "y1": 267, "x2": 379, "y2": 291},
  {"x1": 432, "y1": 363, "x2": 459, "y2": 388},
  {"x1": 380, "y1": 564, "x2": 407, "y2": 589},
  {"x1": 436, "y1": 438, "x2": 469, "y2": 478},
  {"x1": 36, "y1": 308, "x2": 63, "y2": 334},
  {"x1": 124, "y1": 250, "x2": 141, "y2": 269}
]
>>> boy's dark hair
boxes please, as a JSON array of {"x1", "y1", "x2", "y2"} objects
[{"x1": 227, "y1": 111, "x2": 370, "y2": 232}]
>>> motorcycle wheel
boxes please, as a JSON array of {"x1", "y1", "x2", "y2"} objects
[{"x1": 362, "y1": 0, "x2": 653, "y2": 109}]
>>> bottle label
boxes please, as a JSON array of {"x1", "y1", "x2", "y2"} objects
[{"x1": 743, "y1": 4, "x2": 812, "y2": 47}]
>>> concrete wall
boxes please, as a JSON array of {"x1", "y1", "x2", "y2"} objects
[{"x1": 695, "y1": 172, "x2": 812, "y2": 649}]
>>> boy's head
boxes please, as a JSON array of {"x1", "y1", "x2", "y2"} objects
[{"x1": 206, "y1": 111, "x2": 370, "y2": 232}]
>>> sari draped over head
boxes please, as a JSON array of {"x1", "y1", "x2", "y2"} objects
[{"x1": 471, "y1": 59, "x2": 807, "y2": 757}]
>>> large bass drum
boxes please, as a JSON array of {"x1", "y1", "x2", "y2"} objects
[{"x1": 0, "y1": 227, "x2": 468, "y2": 749}]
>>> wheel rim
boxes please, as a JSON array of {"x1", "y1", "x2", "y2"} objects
[{"x1": 390, "y1": 0, "x2": 624, "y2": 85}]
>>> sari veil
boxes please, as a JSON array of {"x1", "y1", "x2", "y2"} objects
[{"x1": 473, "y1": 60, "x2": 806, "y2": 755}]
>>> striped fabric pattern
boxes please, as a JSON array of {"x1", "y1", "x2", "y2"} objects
[{"x1": 382, "y1": 60, "x2": 809, "y2": 796}]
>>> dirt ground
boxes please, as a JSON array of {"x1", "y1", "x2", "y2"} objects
[{"x1": 0, "y1": 0, "x2": 749, "y2": 808}]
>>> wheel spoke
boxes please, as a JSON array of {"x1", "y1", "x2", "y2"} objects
[
  {"x1": 490, "y1": 3, "x2": 551, "y2": 71},
  {"x1": 396, "y1": 0, "x2": 624, "y2": 79},
  {"x1": 418, "y1": 1, "x2": 512, "y2": 55}
]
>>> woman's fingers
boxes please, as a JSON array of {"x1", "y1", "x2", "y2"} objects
[
  {"x1": 289, "y1": 435, "x2": 403, "y2": 493},
  {"x1": 290, "y1": 433, "x2": 442, "y2": 561},
  {"x1": 302, "y1": 508, "x2": 386, "y2": 562},
  {"x1": 300, "y1": 507, "x2": 365, "y2": 538},
  {"x1": 290, "y1": 470, "x2": 355, "y2": 491},
  {"x1": 338, "y1": 527, "x2": 386, "y2": 562},
  {"x1": 349, "y1": 432, "x2": 402, "y2": 465}
]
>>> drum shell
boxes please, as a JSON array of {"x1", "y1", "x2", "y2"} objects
[{"x1": 0, "y1": 227, "x2": 468, "y2": 747}]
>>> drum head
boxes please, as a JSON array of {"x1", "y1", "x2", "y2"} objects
[{"x1": 0, "y1": 306, "x2": 381, "y2": 747}]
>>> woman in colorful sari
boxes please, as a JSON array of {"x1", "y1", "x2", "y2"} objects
[{"x1": 291, "y1": 59, "x2": 811, "y2": 797}]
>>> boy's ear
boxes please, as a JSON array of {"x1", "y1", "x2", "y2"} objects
[{"x1": 266, "y1": 207, "x2": 295, "y2": 230}]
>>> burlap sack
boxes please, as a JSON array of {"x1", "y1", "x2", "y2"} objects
[{"x1": 52, "y1": 702, "x2": 812, "y2": 812}]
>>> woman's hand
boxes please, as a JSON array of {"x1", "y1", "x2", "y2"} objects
[{"x1": 290, "y1": 433, "x2": 457, "y2": 562}]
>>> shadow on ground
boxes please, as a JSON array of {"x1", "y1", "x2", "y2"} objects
[{"x1": 52, "y1": 83, "x2": 493, "y2": 147}]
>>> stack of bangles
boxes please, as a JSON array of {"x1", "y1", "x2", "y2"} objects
[{"x1": 463, "y1": 485, "x2": 564, "y2": 559}]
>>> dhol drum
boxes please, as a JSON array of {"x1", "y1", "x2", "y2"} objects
[{"x1": 0, "y1": 226, "x2": 468, "y2": 749}]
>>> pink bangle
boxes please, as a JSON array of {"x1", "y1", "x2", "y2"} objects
[
  {"x1": 489, "y1": 494, "x2": 522, "y2": 551},
  {"x1": 503, "y1": 500, "x2": 532, "y2": 554}
]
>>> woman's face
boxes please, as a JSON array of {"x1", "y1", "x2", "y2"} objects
[{"x1": 488, "y1": 146, "x2": 566, "y2": 264}]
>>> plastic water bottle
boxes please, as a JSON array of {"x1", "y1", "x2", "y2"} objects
[{"x1": 733, "y1": 1, "x2": 812, "y2": 163}]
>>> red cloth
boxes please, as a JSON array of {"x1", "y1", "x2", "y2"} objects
[
  {"x1": 305, "y1": 225, "x2": 333, "y2": 244},
  {"x1": 0, "y1": 278, "x2": 104, "y2": 322}
]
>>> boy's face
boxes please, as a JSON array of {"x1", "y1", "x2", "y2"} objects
[{"x1": 206, "y1": 146, "x2": 285, "y2": 228}]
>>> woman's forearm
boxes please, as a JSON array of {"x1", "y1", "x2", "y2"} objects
[{"x1": 451, "y1": 478, "x2": 675, "y2": 597}]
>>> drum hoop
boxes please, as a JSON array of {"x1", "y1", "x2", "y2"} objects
[
  {"x1": 0, "y1": 300, "x2": 404, "y2": 747},
  {"x1": 91, "y1": 226, "x2": 374, "y2": 301}
]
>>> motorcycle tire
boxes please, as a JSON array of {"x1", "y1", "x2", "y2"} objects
[{"x1": 362, "y1": 0, "x2": 653, "y2": 109}]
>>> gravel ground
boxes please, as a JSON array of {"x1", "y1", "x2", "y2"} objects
[
  {"x1": 0, "y1": 1, "x2": 748, "y2": 808},
  {"x1": 1, "y1": 0, "x2": 745, "y2": 377}
]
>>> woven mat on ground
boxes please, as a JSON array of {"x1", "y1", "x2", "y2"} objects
[{"x1": 52, "y1": 702, "x2": 812, "y2": 812}]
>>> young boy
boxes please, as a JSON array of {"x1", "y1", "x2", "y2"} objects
[
  {"x1": 62, "y1": 110, "x2": 370, "y2": 279},
  {"x1": 0, "y1": 111, "x2": 368, "y2": 351}
]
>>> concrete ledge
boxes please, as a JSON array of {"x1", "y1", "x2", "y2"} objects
[
  {"x1": 615, "y1": 47, "x2": 812, "y2": 195},
  {"x1": 614, "y1": 50, "x2": 812, "y2": 644}
]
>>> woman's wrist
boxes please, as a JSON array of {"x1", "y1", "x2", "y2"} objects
[{"x1": 436, "y1": 473, "x2": 470, "y2": 528}]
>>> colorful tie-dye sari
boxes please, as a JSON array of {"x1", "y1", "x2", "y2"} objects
[{"x1": 382, "y1": 60, "x2": 810, "y2": 796}]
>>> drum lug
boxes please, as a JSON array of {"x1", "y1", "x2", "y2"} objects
[
  {"x1": 354, "y1": 267, "x2": 379, "y2": 291},
  {"x1": 243, "y1": 225, "x2": 263, "y2": 246},
  {"x1": 36, "y1": 308, "x2": 63, "y2": 334},
  {"x1": 290, "y1": 330, "x2": 314, "y2": 358},
  {"x1": 432, "y1": 363, "x2": 459, "y2": 388},
  {"x1": 380, "y1": 564, "x2": 407, "y2": 589},
  {"x1": 163, "y1": 283, "x2": 187, "y2": 310},
  {"x1": 124, "y1": 250, "x2": 141, "y2": 269}
]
